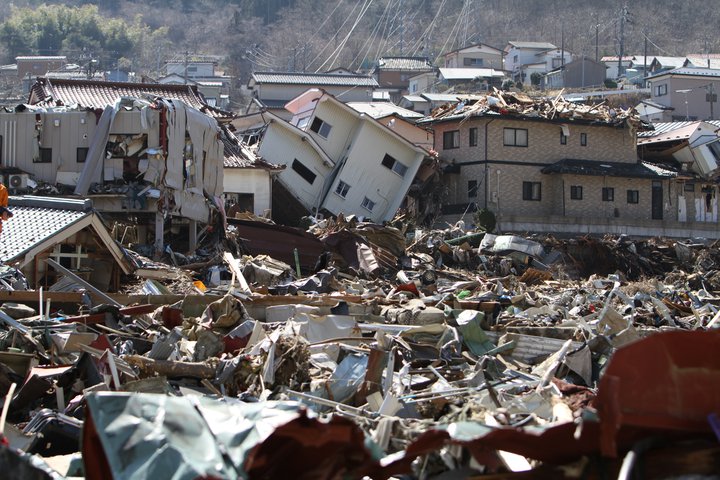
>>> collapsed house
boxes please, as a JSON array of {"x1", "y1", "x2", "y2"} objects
[
  {"x1": 0, "y1": 196, "x2": 133, "y2": 291},
  {"x1": 252, "y1": 88, "x2": 431, "y2": 225},
  {"x1": 638, "y1": 120, "x2": 720, "y2": 222},
  {"x1": 0, "y1": 77, "x2": 278, "y2": 255}
]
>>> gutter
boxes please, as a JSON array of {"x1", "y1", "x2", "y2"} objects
[{"x1": 484, "y1": 118, "x2": 497, "y2": 210}]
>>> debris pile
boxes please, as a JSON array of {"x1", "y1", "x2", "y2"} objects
[
  {"x1": 1, "y1": 221, "x2": 719, "y2": 479},
  {"x1": 427, "y1": 88, "x2": 646, "y2": 128}
]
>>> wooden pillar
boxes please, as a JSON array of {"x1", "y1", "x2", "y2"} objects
[
  {"x1": 188, "y1": 219, "x2": 197, "y2": 253},
  {"x1": 154, "y1": 212, "x2": 164, "y2": 259}
]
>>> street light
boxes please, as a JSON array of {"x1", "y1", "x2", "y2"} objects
[{"x1": 676, "y1": 89, "x2": 692, "y2": 121}]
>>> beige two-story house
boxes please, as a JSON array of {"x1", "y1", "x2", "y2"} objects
[{"x1": 419, "y1": 97, "x2": 692, "y2": 237}]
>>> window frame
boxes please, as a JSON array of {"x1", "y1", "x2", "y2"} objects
[
  {"x1": 602, "y1": 187, "x2": 615, "y2": 202},
  {"x1": 361, "y1": 196, "x2": 376, "y2": 212},
  {"x1": 76, "y1": 147, "x2": 89, "y2": 163},
  {"x1": 291, "y1": 159, "x2": 316, "y2": 184},
  {"x1": 654, "y1": 83, "x2": 668, "y2": 96},
  {"x1": 443, "y1": 130, "x2": 460, "y2": 149},
  {"x1": 503, "y1": 128, "x2": 528, "y2": 147},
  {"x1": 570, "y1": 185, "x2": 583, "y2": 200},
  {"x1": 36, "y1": 147, "x2": 52, "y2": 164},
  {"x1": 469, "y1": 127, "x2": 478, "y2": 147},
  {"x1": 468, "y1": 180, "x2": 478, "y2": 198},
  {"x1": 522, "y1": 181, "x2": 541, "y2": 201},
  {"x1": 335, "y1": 180, "x2": 350, "y2": 198},
  {"x1": 627, "y1": 189, "x2": 639, "y2": 204},
  {"x1": 381, "y1": 153, "x2": 408, "y2": 177},
  {"x1": 310, "y1": 116, "x2": 332, "y2": 138},
  {"x1": 580, "y1": 132, "x2": 587, "y2": 146}
]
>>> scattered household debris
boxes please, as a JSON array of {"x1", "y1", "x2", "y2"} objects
[{"x1": 1, "y1": 217, "x2": 719, "y2": 479}]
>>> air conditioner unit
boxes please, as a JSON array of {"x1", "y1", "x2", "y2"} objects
[{"x1": 7, "y1": 173, "x2": 28, "y2": 191}]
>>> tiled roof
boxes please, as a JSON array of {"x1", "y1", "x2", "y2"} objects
[
  {"x1": 0, "y1": 197, "x2": 91, "y2": 263},
  {"x1": 541, "y1": 158, "x2": 677, "y2": 179},
  {"x1": 601, "y1": 55, "x2": 636, "y2": 62},
  {"x1": 376, "y1": 57, "x2": 433, "y2": 71},
  {"x1": 251, "y1": 72, "x2": 378, "y2": 87},
  {"x1": 28, "y1": 77, "x2": 233, "y2": 119}
]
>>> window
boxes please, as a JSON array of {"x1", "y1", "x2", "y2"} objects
[
  {"x1": 463, "y1": 58, "x2": 483, "y2": 66},
  {"x1": 381, "y1": 153, "x2": 408, "y2": 177},
  {"x1": 291, "y1": 159, "x2": 316, "y2": 184},
  {"x1": 570, "y1": 185, "x2": 583, "y2": 200},
  {"x1": 580, "y1": 133, "x2": 587, "y2": 146},
  {"x1": 522, "y1": 181, "x2": 541, "y2": 201},
  {"x1": 627, "y1": 189, "x2": 639, "y2": 204},
  {"x1": 684, "y1": 182, "x2": 695, "y2": 192},
  {"x1": 602, "y1": 187, "x2": 615, "y2": 201},
  {"x1": 187, "y1": 66, "x2": 198, "y2": 73},
  {"x1": 707, "y1": 93, "x2": 718, "y2": 103},
  {"x1": 504, "y1": 128, "x2": 528, "y2": 147},
  {"x1": 77, "y1": 147, "x2": 89, "y2": 163},
  {"x1": 513, "y1": 55, "x2": 518, "y2": 63},
  {"x1": 469, "y1": 127, "x2": 478, "y2": 147},
  {"x1": 468, "y1": 180, "x2": 478, "y2": 198},
  {"x1": 443, "y1": 130, "x2": 460, "y2": 149},
  {"x1": 654, "y1": 83, "x2": 667, "y2": 96},
  {"x1": 310, "y1": 117, "x2": 332, "y2": 138},
  {"x1": 709, "y1": 141, "x2": 720, "y2": 163},
  {"x1": 335, "y1": 180, "x2": 350, "y2": 198},
  {"x1": 361, "y1": 196, "x2": 376, "y2": 212},
  {"x1": 552, "y1": 58, "x2": 562, "y2": 68},
  {"x1": 36, "y1": 147, "x2": 52, "y2": 163},
  {"x1": 560, "y1": 132, "x2": 567, "y2": 145},
  {"x1": 296, "y1": 115, "x2": 311, "y2": 130}
]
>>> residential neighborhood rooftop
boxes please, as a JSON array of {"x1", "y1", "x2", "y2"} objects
[
  {"x1": 376, "y1": 57, "x2": 433, "y2": 71},
  {"x1": 250, "y1": 71, "x2": 379, "y2": 87}
]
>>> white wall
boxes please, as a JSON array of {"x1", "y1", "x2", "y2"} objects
[
  {"x1": 223, "y1": 168, "x2": 272, "y2": 215},
  {"x1": 323, "y1": 121, "x2": 423, "y2": 222},
  {"x1": 258, "y1": 123, "x2": 331, "y2": 210}
]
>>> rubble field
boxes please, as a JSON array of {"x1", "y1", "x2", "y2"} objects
[{"x1": 1, "y1": 215, "x2": 719, "y2": 479}]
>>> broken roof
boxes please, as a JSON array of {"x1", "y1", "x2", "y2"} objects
[
  {"x1": 28, "y1": 77, "x2": 233, "y2": 119},
  {"x1": 376, "y1": 57, "x2": 433, "y2": 71},
  {"x1": 249, "y1": 72, "x2": 378, "y2": 88},
  {"x1": 346, "y1": 102, "x2": 424, "y2": 119},
  {"x1": 221, "y1": 127, "x2": 283, "y2": 171},
  {"x1": 418, "y1": 89, "x2": 644, "y2": 128},
  {"x1": 0, "y1": 196, "x2": 132, "y2": 273},
  {"x1": 541, "y1": 158, "x2": 677, "y2": 179}
]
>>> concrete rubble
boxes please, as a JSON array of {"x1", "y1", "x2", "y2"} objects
[{"x1": 0, "y1": 214, "x2": 719, "y2": 479}]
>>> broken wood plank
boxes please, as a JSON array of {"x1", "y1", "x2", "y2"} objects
[
  {"x1": 47, "y1": 258, "x2": 121, "y2": 307},
  {"x1": 123, "y1": 355, "x2": 217, "y2": 379},
  {"x1": 223, "y1": 252, "x2": 251, "y2": 294}
]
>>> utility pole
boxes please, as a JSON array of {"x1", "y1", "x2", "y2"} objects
[
  {"x1": 618, "y1": 4, "x2": 629, "y2": 79},
  {"x1": 561, "y1": 24, "x2": 565, "y2": 68},
  {"x1": 708, "y1": 83, "x2": 715, "y2": 119},
  {"x1": 399, "y1": 0, "x2": 404, "y2": 55},
  {"x1": 643, "y1": 32, "x2": 648, "y2": 88},
  {"x1": 183, "y1": 50, "x2": 189, "y2": 85},
  {"x1": 595, "y1": 21, "x2": 599, "y2": 62}
]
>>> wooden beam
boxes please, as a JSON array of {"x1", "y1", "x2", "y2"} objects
[{"x1": 46, "y1": 258, "x2": 121, "y2": 307}]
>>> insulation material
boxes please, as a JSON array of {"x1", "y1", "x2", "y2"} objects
[{"x1": 163, "y1": 100, "x2": 186, "y2": 191}]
